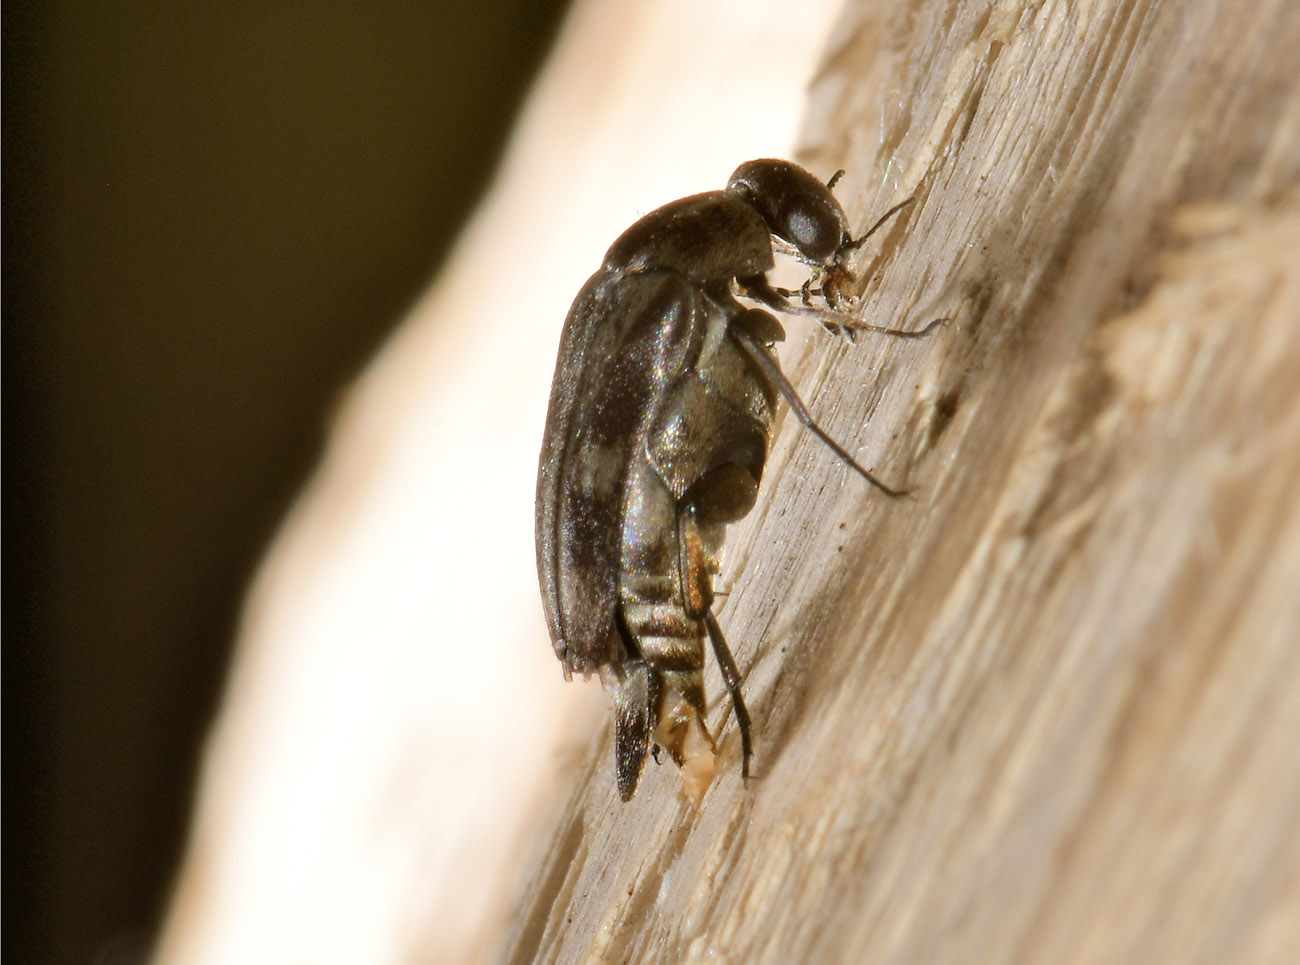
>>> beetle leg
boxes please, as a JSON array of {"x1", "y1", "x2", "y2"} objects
[
  {"x1": 678, "y1": 505, "x2": 753, "y2": 782},
  {"x1": 831, "y1": 315, "x2": 947, "y2": 338},
  {"x1": 730, "y1": 324, "x2": 912, "y2": 497},
  {"x1": 771, "y1": 280, "x2": 825, "y2": 307},
  {"x1": 676, "y1": 504, "x2": 713, "y2": 619},
  {"x1": 737, "y1": 273, "x2": 804, "y2": 314},
  {"x1": 703, "y1": 611, "x2": 753, "y2": 780},
  {"x1": 737, "y1": 273, "x2": 943, "y2": 339}
]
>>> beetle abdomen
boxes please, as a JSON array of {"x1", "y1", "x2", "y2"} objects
[
  {"x1": 607, "y1": 307, "x2": 780, "y2": 800},
  {"x1": 613, "y1": 453, "x2": 720, "y2": 801}
]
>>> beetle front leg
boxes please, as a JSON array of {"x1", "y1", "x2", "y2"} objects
[
  {"x1": 739, "y1": 273, "x2": 945, "y2": 339},
  {"x1": 737, "y1": 273, "x2": 802, "y2": 315},
  {"x1": 773, "y1": 279, "x2": 823, "y2": 308}
]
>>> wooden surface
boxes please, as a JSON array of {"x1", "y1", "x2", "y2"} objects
[{"x1": 501, "y1": 1, "x2": 1300, "y2": 962}]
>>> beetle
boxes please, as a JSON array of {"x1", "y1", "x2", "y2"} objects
[{"x1": 535, "y1": 159, "x2": 938, "y2": 802}]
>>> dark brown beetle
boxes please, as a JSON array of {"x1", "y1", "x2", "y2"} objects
[{"x1": 535, "y1": 159, "x2": 937, "y2": 802}]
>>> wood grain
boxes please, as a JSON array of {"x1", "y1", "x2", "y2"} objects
[{"x1": 500, "y1": 1, "x2": 1300, "y2": 962}]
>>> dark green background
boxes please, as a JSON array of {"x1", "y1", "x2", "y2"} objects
[{"x1": 4, "y1": 2, "x2": 568, "y2": 961}]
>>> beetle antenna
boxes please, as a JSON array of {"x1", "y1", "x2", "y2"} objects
[
  {"x1": 844, "y1": 197, "x2": 914, "y2": 251},
  {"x1": 730, "y1": 329, "x2": 911, "y2": 497}
]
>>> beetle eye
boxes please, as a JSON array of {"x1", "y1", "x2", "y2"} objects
[
  {"x1": 780, "y1": 205, "x2": 843, "y2": 264},
  {"x1": 787, "y1": 209, "x2": 817, "y2": 251}
]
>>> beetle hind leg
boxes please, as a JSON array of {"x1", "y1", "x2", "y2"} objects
[
  {"x1": 678, "y1": 506, "x2": 754, "y2": 783},
  {"x1": 703, "y1": 610, "x2": 753, "y2": 780}
]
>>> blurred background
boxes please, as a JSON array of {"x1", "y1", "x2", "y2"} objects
[{"x1": 4, "y1": 2, "x2": 569, "y2": 961}]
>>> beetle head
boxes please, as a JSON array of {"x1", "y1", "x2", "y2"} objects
[{"x1": 726, "y1": 159, "x2": 852, "y2": 268}]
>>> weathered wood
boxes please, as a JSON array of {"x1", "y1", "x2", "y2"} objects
[{"x1": 501, "y1": 1, "x2": 1300, "y2": 962}]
